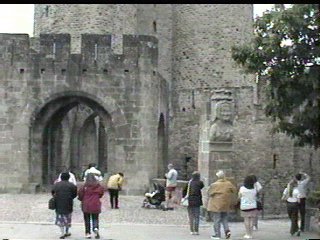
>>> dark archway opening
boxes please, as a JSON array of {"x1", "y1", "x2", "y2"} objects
[
  {"x1": 30, "y1": 94, "x2": 115, "y2": 186},
  {"x1": 157, "y1": 113, "x2": 167, "y2": 178}
]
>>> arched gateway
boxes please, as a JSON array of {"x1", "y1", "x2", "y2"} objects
[{"x1": 29, "y1": 92, "x2": 116, "y2": 186}]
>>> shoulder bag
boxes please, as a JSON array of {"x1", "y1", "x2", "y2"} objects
[
  {"x1": 48, "y1": 197, "x2": 56, "y2": 210},
  {"x1": 180, "y1": 180, "x2": 191, "y2": 207}
]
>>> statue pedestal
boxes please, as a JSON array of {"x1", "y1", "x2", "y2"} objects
[
  {"x1": 208, "y1": 141, "x2": 235, "y2": 184},
  {"x1": 198, "y1": 89, "x2": 238, "y2": 221},
  {"x1": 199, "y1": 141, "x2": 241, "y2": 221}
]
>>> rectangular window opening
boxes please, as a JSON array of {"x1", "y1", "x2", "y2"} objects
[
  {"x1": 153, "y1": 21, "x2": 157, "y2": 33},
  {"x1": 94, "y1": 43, "x2": 98, "y2": 61},
  {"x1": 45, "y1": 6, "x2": 49, "y2": 17},
  {"x1": 273, "y1": 154, "x2": 277, "y2": 169}
]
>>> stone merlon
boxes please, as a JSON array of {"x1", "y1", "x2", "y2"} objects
[{"x1": 0, "y1": 33, "x2": 158, "y2": 73}]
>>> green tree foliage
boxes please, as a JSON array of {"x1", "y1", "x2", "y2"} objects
[{"x1": 232, "y1": 4, "x2": 320, "y2": 149}]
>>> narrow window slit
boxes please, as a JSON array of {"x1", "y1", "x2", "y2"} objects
[
  {"x1": 153, "y1": 21, "x2": 157, "y2": 33},
  {"x1": 52, "y1": 42, "x2": 56, "y2": 59},
  {"x1": 45, "y1": 6, "x2": 49, "y2": 17},
  {"x1": 94, "y1": 43, "x2": 98, "y2": 61}
]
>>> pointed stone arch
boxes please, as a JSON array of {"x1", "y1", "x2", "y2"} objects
[
  {"x1": 29, "y1": 91, "x2": 126, "y2": 186},
  {"x1": 157, "y1": 113, "x2": 167, "y2": 177}
]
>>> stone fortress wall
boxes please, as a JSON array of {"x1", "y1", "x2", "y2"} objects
[
  {"x1": 0, "y1": 4, "x2": 319, "y2": 215},
  {"x1": 0, "y1": 32, "x2": 168, "y2": 195}
]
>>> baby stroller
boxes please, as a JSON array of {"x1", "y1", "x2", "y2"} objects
[{"x1": 142, "y1": 182, "x2": 166, "y2": 209}]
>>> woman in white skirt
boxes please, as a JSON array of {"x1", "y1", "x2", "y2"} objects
[{"x1": 238, "y1": 175, "x2": 259, "y2": 239}]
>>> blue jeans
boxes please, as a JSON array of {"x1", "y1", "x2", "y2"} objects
[
  {"x1": 188, "y1": 206, "x2": 201, "y2": 232},
  {"x1": 212, "y1": 212, "x2": 230, "y2": 237}
]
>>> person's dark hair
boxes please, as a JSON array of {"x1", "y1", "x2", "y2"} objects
[
  {"x1": 85, "y1": 173, "x2": 98, "y2": 186},
  {"x1": 243, "y1": 175, "x2": 255, "y2": 189},
  {"x1": 250, "y1": 174, "x2": 257, "y2": 183},
  {"x1": 61, "y1": 172, "x2": 70, "y2": 181},
  {"x1": 191, "y1": 171, "x2": 200, "y2": 181},
  {"x1": 295, "y1": 173, "x2": 302, "y2": 181},
  {"x1": 118, "y1": 172, "x2": 124, "y2": 177},
  {"x1": 88, "y1": 163, "x2": 96, "y2": 168}
]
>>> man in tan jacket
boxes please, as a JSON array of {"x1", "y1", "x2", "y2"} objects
[
  {"x1": 107, "y1": 172, "x2": 124, "y2": 209},
  {"x1": 207, "y1": 170, "x2": 237, "y2": 240}
]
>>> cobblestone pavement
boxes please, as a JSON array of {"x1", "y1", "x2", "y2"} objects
[
  {"x1": 0, "y1": 193, "x2": 319, "y2": 240},
  {"x1": 0, "y1": 193, "x2": 189, "y2": 225}
]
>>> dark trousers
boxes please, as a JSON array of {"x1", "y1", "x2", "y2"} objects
[
  {"x1": 287, "y1": 202, "x2": 299, "y2": 235},
  {"x1": 109, "y1": 189, "x2": 120, "y2": 208},
  {"x1": 298, "y1": 198, "x2": 306, "y2": 231},
  {"x1": 187, "y1": 206, "x2": 201, "y2": 232},
  {"x1": 83, "y1": 213, "x2": 99, "y2": 234}
]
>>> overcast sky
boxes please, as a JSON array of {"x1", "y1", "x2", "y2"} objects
[{"x1": 0, "y1": 4, "x2": 275, "y2": 37}]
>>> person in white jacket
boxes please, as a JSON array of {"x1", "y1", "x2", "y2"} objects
[
  {"x1": 295, "y1": 172, "x2": 310, "y2": 232},
  {"x1": 250, "y1": 175, "x2": 263, "y2": 231},
  {"x1": 282, "y1": 179, "x2": 301, "y2": 236},
  {"x1": 238, "y1": 175, "x2": 259, "y2": 239},
  {"x1": 83, "y1": 163, "x2": 103, "y2": 182},
  {"x1": 164, "y1": 163, "x2": 178, "y2": 210}
]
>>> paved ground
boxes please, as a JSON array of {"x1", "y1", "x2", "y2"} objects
[{"x1": 0, "y1": 193, "x2": 319, "y2": 240}]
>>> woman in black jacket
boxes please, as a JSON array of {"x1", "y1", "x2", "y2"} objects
[
  {"x1": 52, "y1": 172, "x2": 78, "y2": 239},
  {"x1": 183, "y1": 171, "x2": 204, "y2": 235}
]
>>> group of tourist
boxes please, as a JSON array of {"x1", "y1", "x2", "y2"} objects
[
  {"x1": 50, "y1": 162, "x2": 310, "y2": 240},
  {"x1": 179, "y1": 165, "x2": 310, "y2": 239},
  {"x1": 51, "y1": 163, "x2": 124, "y2": 239},
  {"x1": 281, "y1": 172, "x2": 310, "y2": 237}
]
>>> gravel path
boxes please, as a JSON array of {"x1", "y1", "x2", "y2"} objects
[{"x1": 0, "y1": 193, "x2": 191, "y2": 225}]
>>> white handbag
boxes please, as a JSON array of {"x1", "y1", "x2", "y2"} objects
[
  {"x1": 180, "y1": 180, "x2": 191, "y2": 207},
  {"x1": 181, "y1": 197, "x2": 189, "y2": 206}
]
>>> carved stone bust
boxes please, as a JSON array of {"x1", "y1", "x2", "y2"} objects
[{"x1": 209, "y1": 101, "x2": 234, "y2": 142}]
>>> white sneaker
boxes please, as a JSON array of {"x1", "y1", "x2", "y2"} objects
[
  {"x1": 211, "y1": 236, "x2": 221, "y2": 240},
  {"x1": 85, "y1": 233, "x2": 91, "y2": 238},
  {"x1": 93, "y1": 228, "x2": 100, "y2": 239},
  {"x1": 243, "y1": 234, "x2": 252, "y2": 239}
]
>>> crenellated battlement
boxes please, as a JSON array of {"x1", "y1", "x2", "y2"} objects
[{"x1": 0, "y1": 33, "x2": 158, "y2": 76}]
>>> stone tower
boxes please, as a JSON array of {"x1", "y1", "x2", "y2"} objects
[
  {"x1": 169, "y1": 4, "x2": 254, "y2": 179},
  {"x1": 33, "y1": 4, "x2": 173, "y2": 81}
]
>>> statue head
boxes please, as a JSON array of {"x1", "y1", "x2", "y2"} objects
[{"x1": 215, "y1": 101, "x2": 233, "y2": 122}]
